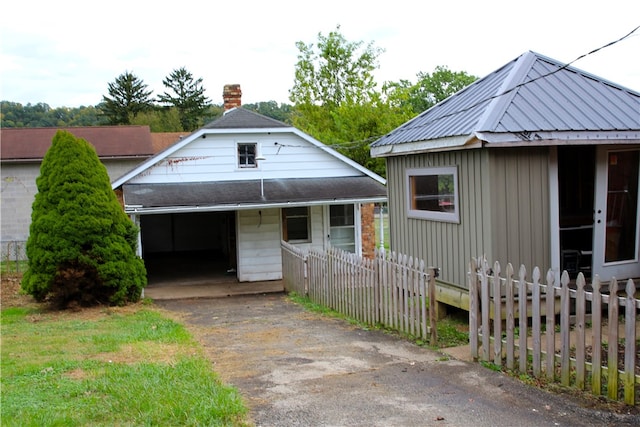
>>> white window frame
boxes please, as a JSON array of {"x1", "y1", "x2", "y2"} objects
[
  {"x1": 282, "y1": 207, "x2": 311, "y2": 243},
  {"x1": 237, "y1": 142, "x2": 257, "y2": 168},
  {"x1": 406, "y1": 166, "x2": 460, "y2": 223}
]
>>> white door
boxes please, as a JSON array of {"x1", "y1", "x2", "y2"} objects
[{"x1": 592, "y1": 147, "x2": 640, "y2": 281}]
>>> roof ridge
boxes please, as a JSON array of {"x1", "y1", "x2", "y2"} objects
[{"x1": 475, "y1": 51, "x2": 539, "y2": 132}]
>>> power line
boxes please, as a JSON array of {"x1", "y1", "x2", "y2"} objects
[{"x1": 372, "y1": 25, "x2": 640, "y2": 142}]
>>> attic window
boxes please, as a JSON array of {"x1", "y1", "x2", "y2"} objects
[
  {"x1": 406, "y1": 167, "x2": 460, "y2": 223},
  {"x1": 238, "y1": 143, "x2": 257, "y2": 168}
]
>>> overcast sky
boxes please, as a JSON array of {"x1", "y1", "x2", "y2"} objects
[{"x1": 2, "y1": 0, "x2": 639, "y2": 109}]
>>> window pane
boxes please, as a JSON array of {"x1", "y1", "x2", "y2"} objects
[
  {"x1": 283, "y1": 207, "x2": 310, "y2": 242},
  {"x1": 407, "y1": 167, "x2": 459, "y2": 223},
  {"x1": 287, "y1": 218, "x2": 309, "y2": 240},
  {"x1": 238, "y1": 143, "x2": 256, "y2": 167},
  {"x1": 330, "y1": 204, "x2": 354, "y2": 227},
  {"x1": 411, "y1": 174, "x2": 455, "y2": 213}
]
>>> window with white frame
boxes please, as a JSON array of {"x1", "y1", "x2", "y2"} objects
[
  {"x1": 329, "y1": 204, "x2": 356, "y2": 252},
  {"x1": 238, "y1": 143, "x2": 257, "y2": 168},
  {"x1": 282, "y1": 207, "x2": 310, "y2": 242},
  {"x1": 406, "y1": 167, "x2": 460, "y2": 223}
]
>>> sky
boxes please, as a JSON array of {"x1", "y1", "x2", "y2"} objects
[{"x1": 1, "y1": 0, "x2": 639, "y2": 109}]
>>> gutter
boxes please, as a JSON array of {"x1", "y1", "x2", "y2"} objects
[{"x1": 124, "y1": 197, "x2": 388, "y2": 215}]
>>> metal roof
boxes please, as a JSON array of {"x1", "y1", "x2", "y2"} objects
[
  {"x1": 1, "y1": 126, "x2": 155, "y2": 161},
  {"x1": 371, "y1": 51, "x2": 640, "y2": 153},
  {"x1": 122, "y1": 177, "x2": 387, "y2": 214},
  {"x1": 203, "y1": 107, "x2": 290, "y2": 129}
]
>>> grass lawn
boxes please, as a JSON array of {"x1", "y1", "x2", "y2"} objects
[{"x1": 0, "y1": 276, "x2": 248, "y2": 426}]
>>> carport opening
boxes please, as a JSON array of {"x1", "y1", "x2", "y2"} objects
[{"x1": 140, "y1": 211, "x2": 237, "y2": 286}]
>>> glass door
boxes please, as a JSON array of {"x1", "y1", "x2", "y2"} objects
[
  {"x1": 592, "y1": 147, "x2": 640, "y2": 281},
  {"x1": 329, "y1": 204, "x2": 356, "y2": 253}
]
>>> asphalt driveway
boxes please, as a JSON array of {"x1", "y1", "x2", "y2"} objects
[{"x1": 156, "y1": 293, "x2": 638, "y2": 426}]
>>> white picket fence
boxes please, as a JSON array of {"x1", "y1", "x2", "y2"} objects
[
  {"x1": 281, "y1": 241, "x2": 438, "y2": 344},
  {"x1": 469, "y1": 257, "x2": 640, "y2": 405}
]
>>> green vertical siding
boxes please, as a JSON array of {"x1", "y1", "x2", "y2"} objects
[
  {"x1": 489, "y1": 147, "x2": 551, "y2": 275},
  {"x1": 386, "y1": 147, "x2": 550, "y2": 290},
  {"x1": 386, "y1": 149, "x2": 492, "y2": 289}
]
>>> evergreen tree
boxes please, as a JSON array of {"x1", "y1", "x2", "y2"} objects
[
  {"x1": 22, "y1": 130, "x2": 146, "y2": 307},
  {"x1": 157, "y1": 67, "x2": 211, "y2": 131},
  {"x1": 100, "y1": 71, "x2": 154, "y2": 125}
]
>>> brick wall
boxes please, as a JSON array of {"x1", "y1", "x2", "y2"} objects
[{"x1": 361, "y1": 203, "x2": 376, "y2": 259}]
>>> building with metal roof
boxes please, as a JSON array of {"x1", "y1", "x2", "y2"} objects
[{"x1": 371, "y1": 51, "x2": 640, "y2": 310}]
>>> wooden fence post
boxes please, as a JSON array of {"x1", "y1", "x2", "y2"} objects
[
  {"x1": 505, "y1": 263, "x2": 515, "y2": 370},
  {"x1": 531, "y1": 267, "x2": 541, "y2": 377},
  {"x1": 624, "y1": 279, "x2": 636, "y2": 405},
  {"x1": 545, "y1": 269, "x2": 556, "y2": 381},
  {"x1": 469, "y1": 259, "x2": 479, "y2": 361},
  {"x1": 518, "y1": 265, "x2": 528, "y2": 373},
  {"x1": 607, "y1": 279, "x2": 619, "y2": 400},
  {"x1": 492, "y1": 261, "x2": 502, "y2": 366},
  {"x1": 428, "y1": 267, "x2": 438, "y2": 346},
  {"x1": 560, "y1": 271, "x2": 571, "y2": 386},
  {"x1": 591, "y1": 276, "x2": 603, "y2": 395},
  {"x1": 575, "y1": 273, "x2": 587, "y2": 390}
]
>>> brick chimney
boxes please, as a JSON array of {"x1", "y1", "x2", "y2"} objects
[{"x1": 223, "y1": 84, "x2": 242, "y2": 111}]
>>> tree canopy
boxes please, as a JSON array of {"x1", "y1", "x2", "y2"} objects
[
  {"x1": 99, "y1": 71, "x2": 154, "y2": 125},
  {"x1": 384, "y1": 65, "x2": 478, "y2": 114},
  {"x1": 289, "y1": 25, "x2": 383, "y2": 108},
  {"x1": 22, "y1": 130, "x2": 147, "y2": 307},
  {"x1": 157, "y1": 67, "x2": 211, "y2": 131},
  {"x1": 287, "y1": 27, "x2": 478, "y2": 177}
]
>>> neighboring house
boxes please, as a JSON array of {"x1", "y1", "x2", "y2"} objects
[
  {"x1": 1, "y1": 126, "x2": 155, "y2": 259},
  {"x1": 111, "y1": 85, "x2": 387, "y2": 285},
  {"x1": 371, "y1": 51, "x2": 640, "y2": 309}
]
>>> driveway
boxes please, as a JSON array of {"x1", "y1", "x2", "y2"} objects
[{"x1": 157, "y1": 293, "x2": 638, "y2": 426}]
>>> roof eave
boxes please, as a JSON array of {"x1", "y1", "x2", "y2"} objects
[
  {"x1": 370, "y1": 134, "x2": 481, "y2": 157},
  {"x1": 476, "y1": 130, "x2": 640, "y2": 146},
  {"x1": 124, "y1": 196, "x2": 388, "y2": 215}
]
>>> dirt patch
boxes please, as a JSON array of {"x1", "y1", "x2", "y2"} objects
[{"x1": 1, "y1": 273, "x2": 148, "y2": 321}]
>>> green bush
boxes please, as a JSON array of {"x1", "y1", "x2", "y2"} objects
[{"x1": 21, "y1": 130, "x2": 146, "y2": 307}]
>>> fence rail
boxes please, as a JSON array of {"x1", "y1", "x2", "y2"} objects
[
  {"x1": 469, "y1": 257, "x2": 639, "y2": 405},
  {"x1": 1, "y1": 241, "x2": 27, "y2": 273},
  {"x1": 281, "y1": 241, "x2": 438, "y2": 344}
]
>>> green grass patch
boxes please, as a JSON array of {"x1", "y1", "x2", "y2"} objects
[
  {"x1": 1, "y1": 259, "x2": 28, "y2": 275},
  {"x1": 288, "y1": 292, "x2": 470, "y2": 348},
  {"x1": 1, "y1": 305, "x2": 247, "y2": 426}
]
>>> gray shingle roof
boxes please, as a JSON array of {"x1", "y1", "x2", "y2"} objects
[
  {"x1": 371, "y1": 51, "x2": 640, "y2": 150},
  {"x1": 123, "y1": 177, "x2": 387, "y2": 212},
  {"x1": 203, "y1": 107, "x2": 289, "y2": 129}
]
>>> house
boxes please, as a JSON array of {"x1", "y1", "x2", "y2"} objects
[
  {"x1": 370, "y1": 51, "x2": 640, "y2": 309},
  {"x1": 111, "y1": 84, "x2": 387, "y2": 286},
  {"x1": 1, "y1": 126, "x2": 156, "y2": 259}
]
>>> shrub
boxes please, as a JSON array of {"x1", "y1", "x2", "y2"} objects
[{"x1": 21, "y1": 130, "x2": 146, "y2": 307}]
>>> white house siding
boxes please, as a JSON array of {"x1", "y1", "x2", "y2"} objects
[
  {"x1": 237, "y1": 209, "x2": 283, "y2": 281},
  {"x1": 1, "y1": 159, "x2": 143, "y2": 259},
  {"x1": 129, "y1": 132, "x2": 360, "y2": 184},
  {"x1": 236, "y1": 205, "x2": 329, "y2": 282}
]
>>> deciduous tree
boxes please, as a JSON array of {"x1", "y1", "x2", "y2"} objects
[{"x1": 384, "y1": 66, "x2": 478, "y2": 114}]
